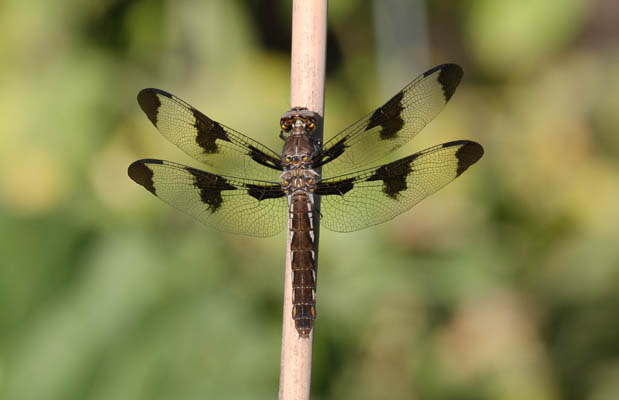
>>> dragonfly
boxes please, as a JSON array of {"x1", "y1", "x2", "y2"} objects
[{"x1": 128, "y1": 64, "x2": 484, "y2": 338}]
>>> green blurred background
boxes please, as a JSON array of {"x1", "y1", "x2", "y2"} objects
[{"x1": 1, "y1": 0, "x2": 618, "y2": 399}]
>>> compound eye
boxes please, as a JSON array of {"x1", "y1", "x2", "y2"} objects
[
  {"x1": 281, "y1": 123, "x2": 287, "y2": 130},
  {"x1": 307, "y1": 178, "x2": 314, "y2": 184},
  {"x1": 302, "y1": 155, "x2": 309, "y2": 162},
  {"x1": 308, "y1": 121, "x2": 315, "y2": 130},
  {"x1": 283, "y1": 179, "x2": 290, "y2": 186},
  {"x1": 285, "y1": 157, "x2": 292, "y2": 163}
]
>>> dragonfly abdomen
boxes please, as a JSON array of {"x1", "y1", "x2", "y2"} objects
[{"x1": 289, "y1": 192, "x2": 317, "y2": 338}]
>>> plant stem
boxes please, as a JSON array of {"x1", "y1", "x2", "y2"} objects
[{"x1": 278, "y1": 1, "x2": 327, "y2": 399}]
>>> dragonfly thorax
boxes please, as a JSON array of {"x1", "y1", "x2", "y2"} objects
[
  {"x1": 281, "y1": 169, "x2": 319, "y2": 194},
  {"x1": 280, "y1": 108, "x2": 321, "y2": 194},
  {"x1": 281, "y1": 134, "x2": 315, "y2": 169},
  {"x1": 280, "y1": 108, "x2": 320, "y2": 170}
]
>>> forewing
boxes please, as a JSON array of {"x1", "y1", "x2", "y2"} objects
[
  {"x1": 128, "y1": 159, "x2": 287, "y2": 237},
  {"x1": 138, "y1": 89, "x2": 283, "y2": 181},
  {"x1": 316, "y1": 141, "x2": 483, "y2": 232},
  {"x1": 316, "y1": 64, "x2": 463, "y2": 176}
]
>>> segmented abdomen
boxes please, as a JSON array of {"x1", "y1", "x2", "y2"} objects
[{"x1": 289, "y1": 192, "x2": 316, "y2": 337}]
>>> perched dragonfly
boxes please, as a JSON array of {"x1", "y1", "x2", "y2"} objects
[{"x1": 128, "y1": 64, "x2": 483, "y2": 338}]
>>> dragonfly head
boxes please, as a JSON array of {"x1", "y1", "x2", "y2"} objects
[{"x1": 280, "y1": 107, "x2": 317, "y2": 137}]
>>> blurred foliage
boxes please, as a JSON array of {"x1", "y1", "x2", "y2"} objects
[{"x1": 1, "y1": 0, "x2": 618, "y2": 399}]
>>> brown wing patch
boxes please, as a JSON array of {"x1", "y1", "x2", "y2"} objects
[
  {"x1": 365, "y1": 90, "x2": 404, "y2": 140},
  {"x1": 128, "y1": 159, "x2": 160, "y2": 195},
  {"x1": 366, "y1": 155, "x2": 417, "y2": 199},
  {"x1": 193, "y1": 109, "x2": 231, "y2": 153}
]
